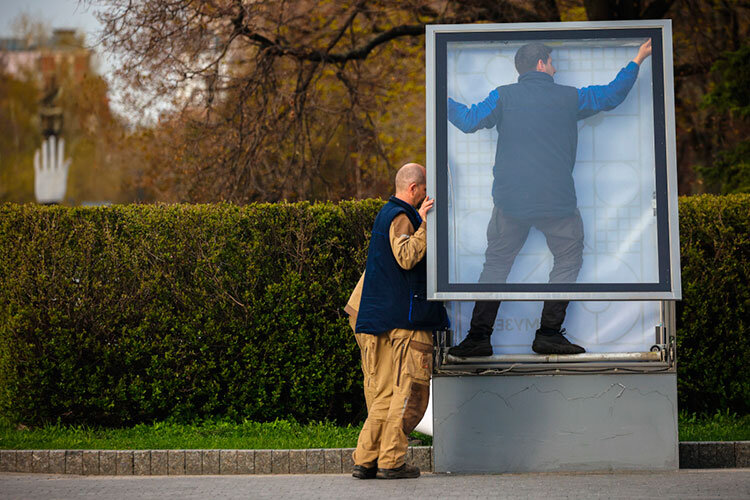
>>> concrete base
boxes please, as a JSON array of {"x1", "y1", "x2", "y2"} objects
[{"x1": 433, "y1": 373, "x2": 678, "y2": 473}]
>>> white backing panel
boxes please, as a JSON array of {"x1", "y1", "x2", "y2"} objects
[
  {"x1": 446, "y1": 40, "x2": 658, "y2": 286},
  {"x1": 448, "y1": 299, "x2": 660, "y2": 354}
]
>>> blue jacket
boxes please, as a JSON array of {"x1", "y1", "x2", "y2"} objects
[
  {"x1": 356, "y1": 196, "x2": 449, "y2": 335},
  {"x1": 448, "y1": 62, "x2": 640, "y2": 218}
]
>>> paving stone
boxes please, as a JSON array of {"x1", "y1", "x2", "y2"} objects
[
  {"x1": 341, "y1": 448, "x2": 355, "y2": 473},
  {"x1": 31, "y1": 450, "x2": 49, "y2": 473},
  {"x1": 289, "y1": 449, "x2": 306, "y2": 474},
  {"x1": 185, "y1": 450, "x2": 202, "y2": 475},
  {"x1": 168, "y1": 450, "x2": 186, "y2": 475},
  {"x1": 117, "y1": 451, "x2": 134, "y2": 475},
  {"x1": 100, "y1": 450, "x2": 117, "y2": 475},
  {"x1": 699, "y1": 442, "x2": 735, "y2": 468},
  {"x1": 133, "y1": 451, "x2": 150, "y2": 475},
  {"x1": 324, "y1": 449, "x2": 342, "y2": 473},
  {"x1": 405, "y1": 447, "x2": 414, "y2": 465},
  {"x1": 220, "y1": 450, "x2": 238, "y2": 475},
  {"x1": 736, "y1": 442, "x2": 750, "y2": 468},
  {"x1": 15, "y1": 451, "x2": 31, "y2": 473},
  {"x1": 679, "y1": 442, "x2": 701, "y2": 469},
  {"x1": 412, "y1": 447, "x2": 431, "y2": 472},
  {"x1": 237, "y1": 450, "x2": 254, "y2": 474},
  {"x1": 271, "y1": 450, "x2": 289, "y2": 474},
  {"x1": 150, "y1": 450, "x2": 168, "y2": 475},
  {"x1": 49, "y1": 450, "x2": 65, "y2": 474},
  {"x1": 82, "y1": 451, "x2": 99, "y2": 475},
  {"x1": 65, "y1": 450, "x2": 83, "y2": 475},
  {"x1": 306, "y1": 449, "x2": 324, "y2": 474},
  {"x1": 16, "y1": 451, "x2": 32, "y2": 473},
  {"x1": 202, "y1": 450, "x2": 220, "y2": 475},
  {"x1": 255, "y1": 450, "x2": 272, "y2": 474},
  {"x1": 0, "y1": 450, "x2": 16, "y2": 472}
]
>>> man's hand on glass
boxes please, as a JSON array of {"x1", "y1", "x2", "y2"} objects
[
  {"x1": 633, "y1": 39, "x2": 652, "y2": 65},
  {"x1": 419, "y1": 196, "x2": 434, "y2": 221}
]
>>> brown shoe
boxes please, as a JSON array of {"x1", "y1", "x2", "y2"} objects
[
  {"x1": 376, "y1": 463, "x2": 420, "y2": 479},
  {"x1": 352, "y1": 464, "x2": 377, "y2": 479}
]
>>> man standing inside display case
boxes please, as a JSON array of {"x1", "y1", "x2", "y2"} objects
[{"x1": 448, "y1": 39, "x2": 652, "y2": 357}]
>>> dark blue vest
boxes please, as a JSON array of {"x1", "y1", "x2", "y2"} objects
[
  {"x1": 491, "y1": 71, "x2": 580, "y2": 218},
  {"x1": 355, "y1": 196, "x2": 449, "y2": 335}
]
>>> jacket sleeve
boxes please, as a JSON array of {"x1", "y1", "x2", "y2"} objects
[
  {"x1": 577, "y1": 61, "x2": 640, "y2": 120},
  {"x1": 389, "y1": 213, "x2": 426, "y2": 271},
  {"x1": 448, "y1": 88, "x2": 500, "y2": 133},
  {"x1": 344, "y1": 271, "x2": 365, "y2": 317}
]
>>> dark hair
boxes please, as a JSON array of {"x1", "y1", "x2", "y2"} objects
[{"x1": 514, "y1": 43, "x2": 553, "y2": 74}]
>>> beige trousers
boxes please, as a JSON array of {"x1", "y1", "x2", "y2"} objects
[{"x1": 351, "y1": 328, "x2": 433, "y2": 469}]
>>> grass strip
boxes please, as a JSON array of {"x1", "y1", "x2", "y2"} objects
[
  {"x1": 0, "y1": 419, "x2": 361, "y2": 450},
  {"x1": 678, "y1": 410, "x2": 750, "y2": 442},
  {"x1": 0, "y1": 413, "x2": 745, "y2": 450},
  {"x1": 0, "y1": 417, "x2": 434, "y2": 450}
]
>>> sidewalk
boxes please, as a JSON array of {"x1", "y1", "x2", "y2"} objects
[
  {"x1": 2, "y1": 469, "x2": 749, "y2": 499},
  {"x1": 1, "y1": 442, "x2": 748, "y2": 475}
]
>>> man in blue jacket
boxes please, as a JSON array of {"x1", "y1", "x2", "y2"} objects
[{"x1": 448, "y1": 40, "x2": 652, "y2": 357}]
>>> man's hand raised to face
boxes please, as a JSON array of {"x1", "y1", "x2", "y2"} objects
[
  {"x1": 633, "y1": 39, "x2": 652, "y2": 66},
  {"x1": 419, "y1": 196, "x2": 434, "y2": 221}
]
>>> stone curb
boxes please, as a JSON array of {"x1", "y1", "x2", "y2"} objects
[
  {"x1": 0, "y1": 447, "x2": 432, "y2": 475},
  {"x1": 0, "y1": 443, "x2": 746, "y2": 474},
  {"x1": 679, "y1": 441, "x2": 749, "y2": 469}
]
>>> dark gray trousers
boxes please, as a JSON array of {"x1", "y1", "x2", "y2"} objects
[{"x1": 469, "y1": 207, "x2": 584, "y2": 337}]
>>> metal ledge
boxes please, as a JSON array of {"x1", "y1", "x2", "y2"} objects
[
  {"x1": 445, "y1": 351, "x2": 661, "y2": 364},
  {"x1": 436, "y1": 362, "x2": 672, "y2": 375}
]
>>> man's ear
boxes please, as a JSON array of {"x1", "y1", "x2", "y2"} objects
[{"x1": 536, "y1": 58, "x2": 545, "y2": 71}]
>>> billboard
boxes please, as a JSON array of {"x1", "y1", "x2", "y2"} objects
[{"x1": 426, "y1": 21, "x2": 680, "y2": 302}]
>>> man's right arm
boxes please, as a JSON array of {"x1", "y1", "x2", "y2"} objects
[
  {"x1": 448, "y1": 89, "x2": 500, "y2": 133},
  {"x1": 576, "y1": 39, "x2": 652, "y2": 120},
  {"x1": 576, "y1": 62, "x2": 639, "y2": 120}
]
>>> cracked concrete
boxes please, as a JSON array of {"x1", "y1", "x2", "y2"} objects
[{"x1": 433, "y1": 373, "x2": 679, "y2": 473}]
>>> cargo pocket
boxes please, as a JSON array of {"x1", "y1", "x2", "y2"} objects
[
  {"x1": 400, "y1": 339, "x2": 432, "y2": 435},
  {"x1": 356, "y1": 333, "x2": 377, "y2": 379},
  {"x1": 406, "y1": 340, "x2": 433, "y2": 382},
  {"x1": 402, "y1": 381, "x2": 429, "y2": 435}
]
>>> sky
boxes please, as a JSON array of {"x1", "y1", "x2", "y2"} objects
[
  {"x1": 1, "y1": 0, "x2": 103, "y2": 45},
  {"x1": 0, "y1": 0, "x2": 138, "y2": 121}
]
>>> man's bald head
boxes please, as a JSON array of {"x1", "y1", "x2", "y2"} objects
[
  {"x1": 395, "y1": 163, "x2": 426, "y2": 193},
  {"x1": 394, "y1": 162, "x2": 427, "y2": 209}
]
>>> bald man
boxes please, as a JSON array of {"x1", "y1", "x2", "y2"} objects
[{"x1": 345, "y1": 163, "x2": 449, "y2": 480}]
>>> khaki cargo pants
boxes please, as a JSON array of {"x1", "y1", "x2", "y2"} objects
[{"x1": 351, "y1": 328, "x2": 433, "y2": 469}]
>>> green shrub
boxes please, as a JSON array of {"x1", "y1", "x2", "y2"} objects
[
  {"x1": 676, "y1": 194, "x2": 749, "y2": 415},
  {"x1": 0, "y1": 201, "x2": 383, "y2": 426},
  {"x1": 0, "y1": 195, "x2": 747, "y2": 427}
]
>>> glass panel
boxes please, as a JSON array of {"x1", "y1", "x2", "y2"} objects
[
  {"x1": 449, "y1": 300, "x2": 660, "y2": 354},
  {"x1": 446, "y1": 38, "x2": 659, "y2": 286}
]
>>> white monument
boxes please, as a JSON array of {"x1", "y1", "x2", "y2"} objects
[{"x1": 34, "y1": 135, "x2": 70, "y2": 204}]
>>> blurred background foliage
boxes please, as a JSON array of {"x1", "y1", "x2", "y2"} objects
[{"x1": 0, "y1": 0, "x2": 748, "y2": 204}]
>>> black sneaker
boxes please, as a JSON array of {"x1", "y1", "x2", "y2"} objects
[
  {"x1": 532, "y1": 328, "x2": 585, "y2": 355},
  {"x1": 447, "y1": 335, "x2": 492, "y2": 357},
  {"x1": 352, "y1": 464, "x2": 377, "y2": 479},
  {"x1": 376, "y1": 463, "x2": 420, "y2": 479}
]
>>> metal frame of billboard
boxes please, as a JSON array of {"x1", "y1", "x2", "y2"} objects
[{"x1": 426, "y1": 20, "x2": 681, "y2": 302}]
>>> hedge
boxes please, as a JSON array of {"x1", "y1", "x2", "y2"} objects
[
  {"x1": 0, "y1": 202, "x2": 381, "y2": 427},
  {"x1": 676, "y1": 194, "x2": 749, "y2": 415},
  {"x1": 0, "y1": 195, "x2": 747, "y2": 427}
]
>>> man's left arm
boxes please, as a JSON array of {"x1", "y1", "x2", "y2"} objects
[
  {"x1": 390, "y1": 215, "x2": 426, "y2": 271},
  {"x1": 576, "y1": 39, "x2": 652, "y2": 120}
]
